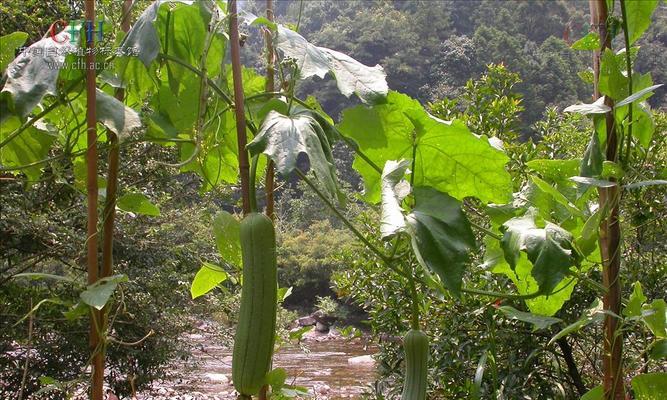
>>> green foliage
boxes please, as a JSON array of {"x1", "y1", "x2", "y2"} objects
[
  {"x1": 338, "y1": 91, "x2": 512, "y2": 205},
  {"x1": 1, "y1": 1, "x2": 666, "y2": 399}
]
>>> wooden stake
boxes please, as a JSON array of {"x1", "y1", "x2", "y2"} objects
[
  {"x1": 84, "y1": 0, "x2": 103, "y2": 398},
  {"x1": 229, "y1": 0, "x2": 251, "y2": 216},
  {"x1": 264, "y1": 0, "x2": 276, "y2": 221},
  {"x1": 589, "y1": 1, "x2": 625, "y2": 398}
]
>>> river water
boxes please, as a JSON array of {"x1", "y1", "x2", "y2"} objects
[{"x1": 138, "y1": 331, "x2": 378, "y2": 400}]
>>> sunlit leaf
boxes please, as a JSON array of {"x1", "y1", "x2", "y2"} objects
[
  {"x1": 0, "y1": 32, "x2": 28, "y2": 72},
  {"x1": 530, "y1": 176, "x2": 583, "y2": 217},
  {"x1": 571, "y1": 32, "x2": 600, "y2": 51},
  {"x1": 569, "y1": 176, "x2": 616, "y2": 188},
  {"x1": 116, "y1": 193, "x2": 161, "y2": 216},
  {"x1": 338, "y1": 91, "x2": 512, "y2": 204},
  {"x1": 564, "y1": 97, "x2": 610, "y2": 115},
  {"x1": 213, "y1": 211, "x2": 241, "y2": 268},
  {"x1": 631, "y1": 373, "x2": 667, "y2": 400},
  {"x1": 190, "y1": 262, "x2": 228, "y2": 299},
  {"x1": 526, "y1": 159, "x2": 581, "y2": 183},
  {"x1": 624, "y1": 281, "x2": 646, "y2": 318},
  {"x1": 642, "y1": 299, "x2": 666, "y2": 338},
  {"x1": 624, "y1": 0, "x2": 659, "y2": 45}
]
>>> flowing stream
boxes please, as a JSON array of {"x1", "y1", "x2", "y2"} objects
[{"x1": 139, "y1": 330, "x2": 378, "y2": 400}]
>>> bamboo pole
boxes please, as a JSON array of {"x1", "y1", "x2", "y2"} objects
[
  {"x1": 589, "y1": 1, "x2": 625, "y2": 398},
  {"x1": 98, "y1": 3, "x2": 132, "y2": 397},
  {"x1": 84, "y1": 0, "x2": 103, "y2": 398},
  {"x1": 229, "y1": 0, "x2": 251, "y2": 215},
  {"x1": 264, "y1": 0, "x2": 276, "y2": 220}
]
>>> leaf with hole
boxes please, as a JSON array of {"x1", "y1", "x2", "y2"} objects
[
  {"x1": 247, "y1": 110, "x2": 342, "y2": 203},
  {"x1": 80, "y1": 274, "x2": 128, "y2": 310}
]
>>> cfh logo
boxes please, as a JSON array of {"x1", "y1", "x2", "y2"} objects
[{"x1": 49, "y1": 19, "x2": 104, "y2": 44}]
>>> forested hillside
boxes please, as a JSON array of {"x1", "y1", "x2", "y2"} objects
[{"x1": 238, "y1": 0, "x2": 666, "y2": 133}]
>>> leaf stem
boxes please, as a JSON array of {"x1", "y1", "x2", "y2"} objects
[{"x1": 158, "y1": 53, "x2": 234, "y2": 106}]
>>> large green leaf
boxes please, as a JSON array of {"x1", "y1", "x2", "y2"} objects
[
  {"x1": 119, "y1": 0, "x2": 219, "y2": 68},
  {"x1": 0, "y1": 116, "x2": 57, "y2": 182},
  {"x1": 212, "y1": 211, "x2": 241, "y2": 268},
  {"x1": 0, "y1": 32, "x2": 28, "y2": 72},
  {"x1": 549, "y1": 299, "x2": 605, "y2": 345},
  {"x1": 500, "y1": 210, "x2": 579, "y2": 294},
  {"x1": 179, "y1": 110, "x2": 239, "y2": 192},
  {"x1": 380, "y1": 159, "x2": 410, "y2": 238},
  {"x1": 570, "y1": 32, "x2": 600, "y2": 51},
  {"x1": 116, "y1": 193, "x2": 161, "y2": 216},
  {"x1": 580, "y1": 128, "x2": 604, "y2": 178},
  {"x1": 273, "y1": 25, "x2": 388, "y2": 104},
  {"x1": 580, "y1": 385, "x2": 603, "y2": 400},
  {"x1": 190, "y1": 262, "x2": 228, "y2": 299},
  {"x1": 630, "y1": 102, "x2": 656, "y2": 148},
  {"x1": 247, "y1": 110, "x2": 341, "y2": 202},
  {"x1": 642, "y1": 299, "x2": 667, "y2": 338},
  {"x1": 337, "y1": 91, "x2": 512, "y2": 204},
  {"x1": 624, "y1": 0, "x2": 659, "y2": 45},
  {"x1": 599, "y1": 49, "x2": 628, "y2": 101},
  {"x1": 485, "y1": 235, "x2": 578, "y2": 316},
  {"x1": 406, "y1": 186, "x2": 475, "y2": 296},
  {"x1": 631, "y1": 373, "x2": 667, "y2": 400},
  {"x1": 80, "y1": 274, "x2": 128, "y2": 310},
  {"x1": 497, "y1": 306, "x2": 562, "y2": 331},
  {"x1": 530, "y1": 176, "x2": 583, "y2": 217}
]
